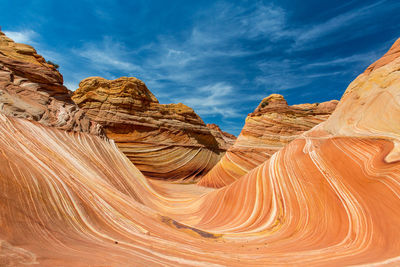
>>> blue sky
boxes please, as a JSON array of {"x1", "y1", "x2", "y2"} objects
[{"x1": 1, "y1": 0, "x2": 400, "y2": 135}]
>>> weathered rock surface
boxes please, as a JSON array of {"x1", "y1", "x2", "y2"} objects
[
  {"x1": 0, "y1": 31, "x2": 103, "y2": 135},
  {"x1": 198, "y1": 94, "x2": 338, "y2": 188},
  {"x1": 72, "y1": 77, "x2": 230, "y2": 181}
]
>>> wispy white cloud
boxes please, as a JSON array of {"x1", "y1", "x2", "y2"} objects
[
  {"x1": 255, "y1": 59, "x2": 310, "y2": 91},
  {"x1": 176, "y1": 82, "x2": 241, "y2": 118},
  {"x1": 73, "y1": 36, "x2": 143, "y2": 73},
  {"x1": 304, "y1": 50, "x2": 383, "y2": 69},
  {"x1": 289, "y1": 0, "x2": 388, "y2": 51},
  {"x1": 3, "y1": 30, "x2": 38, "y2": 45},
  {"x1": 147, "y1": 2, "x2": 285, "y2": 71},
  {"x1": 239, "y1": 3, "x2": 288, "y2": 40},
  {"x1": 253, "y1": 48, "x2": 384, "y2": 92}
]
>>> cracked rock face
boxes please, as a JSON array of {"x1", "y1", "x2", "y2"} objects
[
  {"x1": 0, "y1": 31, "x2": 103, "y2": 136},
  {"x1": 72, "y1": 76, "x2": 233, "y2": 181}
]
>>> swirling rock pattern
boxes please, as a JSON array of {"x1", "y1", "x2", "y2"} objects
[
  {"x1": 1, "y1": 35, "x2": 400, "y2": 266},
  {"x1": 72, "y1": 77, "x2": 230, "y2": 181},
  {"x1": 0, "y1": 31, "x2": 103, "y2": 136},
  {"x1": 198, "y1": 94, "x2": 338, "y2": 188}
]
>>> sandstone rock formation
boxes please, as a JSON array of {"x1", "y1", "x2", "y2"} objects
[
  {"x1": 71, "y1": 77, "x2": 230, "y2": 181},
  {"x1": 0, "y1": 31, "x2": 102, "y2": 135},
  {"x1": 1, "y1": 37, "x2": 400, "y2": 266},
  {"x1": 198, "y1": 94, "x2": 338, "y2": 188}
]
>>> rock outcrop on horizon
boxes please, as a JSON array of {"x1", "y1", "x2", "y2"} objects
[
  {"x1": 198, "y1": 94, "x2": 338, "y2": 188},
  {"x1": 71, "y1": 77, "x2": 231, "y2": 181},
  {"x1": 0, "y1": 31, "x2": 103, "y2": 136}
]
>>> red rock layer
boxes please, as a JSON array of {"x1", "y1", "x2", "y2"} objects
[
  {"x1": 0, "y1": 31, "x2": 102, "y2": 136},
  {"x1": 72, "y1": 77, "x2": 230, "y2": 181},
  {"x1": 198, "y1": 94, "x2": 338, "y2": 188}
]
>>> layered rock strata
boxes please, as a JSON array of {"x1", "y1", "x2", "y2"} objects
[
  {"x1": 72, "y1": 77, "x2": 230, "y2": 181},
  {"x1": 0, "y1": 31, "x2": 102, "y2": 135},
  {"x1": 198, "y1": 94, "x2": 338, "y2": 188}
]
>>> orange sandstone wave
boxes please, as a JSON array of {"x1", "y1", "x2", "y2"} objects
[{"x1": 2, "y1": 115, "x2": 400, "y2": 266}]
